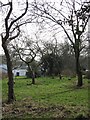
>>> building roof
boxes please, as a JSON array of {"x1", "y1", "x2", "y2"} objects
[
  {"x1": 0, "y1": 64, "x2": 7, "y2": 70},
  {"x1": 0, "y1": 64, "x2": 7, "y2": 73}
]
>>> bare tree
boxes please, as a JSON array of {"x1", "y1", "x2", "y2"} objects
[
  {"x1": 32, "y1": 0, "x2": 90, "y2": 86},
  {"x1": 0, "y1": 0, "x2": 28, "y2": 103},
  {"x1": 88, "y1": 16, "x2": 90, "y2": 78},
  {"x1": 11, "y1": 35, "x2": 39, "y2": 84},
  {"x1": 36, "y1": 37, "x2": 63, "y2": 78}
]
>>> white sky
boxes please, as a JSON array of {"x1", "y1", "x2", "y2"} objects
[
  {"x1": 0, "y1": 0, "x2": 30, "y2": 54},
  {"x1": 0, "y1": 0, "x2": 89, "y2": 55},
  {"x1": 0, "y1": 0, "x2": 65, "y2": 55}
]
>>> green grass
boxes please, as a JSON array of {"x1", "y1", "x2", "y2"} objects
[{"x1": 2, "y1": 76, "x2": 89, "y2": 119}]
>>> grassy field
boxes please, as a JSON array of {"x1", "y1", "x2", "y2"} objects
[{"x1": 2, "y1": 76, "x2": 89, "y2": 119}]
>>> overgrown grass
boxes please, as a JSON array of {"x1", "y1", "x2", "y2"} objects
[{"x1": 2, "y1": 76, "x2": 89, "y2": 119}]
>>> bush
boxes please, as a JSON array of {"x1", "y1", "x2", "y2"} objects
[
  {"x1": 86, "y1": 70, "x2": 90, "y2": 79},
  {"x1": 61, "y1": 69, "x2": 76, "y2": 77}
]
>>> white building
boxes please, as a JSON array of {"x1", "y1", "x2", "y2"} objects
[
  {"x1": 0, "y1": 64, "x2": 27, "y2": 77},
  {"x1": 0, "y1": 64, "x2": 7, "y2": 73},
  {"x1": 0, "y1": 64, "x2": 7, "y2": 79},
  {"x1": 13, "y1": 68, "x2": 27, "y2": 77}
]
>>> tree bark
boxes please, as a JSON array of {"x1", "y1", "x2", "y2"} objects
[
  {"x1": 87, "y1": 18, "x2": 90, "y2": 79},
  {"x1": 2, "y1": 42, "x2": 15, "y2": 103},
  {"x1": 31, "y1": 71, "x2": 35, "y2": 84},
  {"x1": 75, "y1": 50, "x2": 83, "y2": 87},
  {"x1": 27, "y1": 64, "x2": 35, "y2": 84}
]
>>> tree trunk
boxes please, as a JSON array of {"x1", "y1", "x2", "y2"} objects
[
  {"x1": 2, "y1": 43, "x2": 15, "y2": 103},
  {"x1": 31, "y1": 71, "x2": 35, "y2": 84},
  {"x1": 77, "y1": 71, "x2": 83, "y2": 86},
  {"x1": 87, "y1": 37, "x2": 90, "y2": 79},
  {"x1": 28, "y1": 64, "x2": 35, "y2": 84},
  {"x1": 75, "y1": 51, "x2": 83, "y2": 87},
  {"x1": 87, "y1": 17, "x2": 90, "y2": 79}
]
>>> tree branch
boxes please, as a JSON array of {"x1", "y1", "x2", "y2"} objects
[
  {"x1": 9, "y1": 1, "x2": 28, "y2": 30},
  {"x1": 81, "y1": 16, "x2": 89, "y2": 34},
  {"x1": 60, "y1": 23, "x2": 75, "y2": 47},
  {"x1": 5, "y1": 2, "x2": 12, "y2": 40},
  {"x1": 9, "y1": 27, "x2": 20, "y2": 41}
]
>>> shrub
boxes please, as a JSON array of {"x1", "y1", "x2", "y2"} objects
[
  {"x1": 86, "y1": 70, "x2": 90, "y2": 79},
  {"x1": 61, "y1": 69, "x2": 76, "y2": 77}
]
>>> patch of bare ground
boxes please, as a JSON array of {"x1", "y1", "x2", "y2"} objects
[{"x1": 2, "y1": 98, "x2": 89, "y2": 119}]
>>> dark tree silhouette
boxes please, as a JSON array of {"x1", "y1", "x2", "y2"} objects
[
  {"x1": 12, "y1": 36, "x2": 39, "y2": 84},
  {"x1": 32, "y1": 0, "x2": 90, "y2": 86},
  {"x1": 1, "y1": 1, "x2": 28, "y2": 103}
]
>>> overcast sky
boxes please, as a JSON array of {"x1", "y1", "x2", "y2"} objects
[
  {"x1": 0, "y1": 0, "x2": 89, "y2": 55},
  {"x1": 0, "y1": 0, "x2": 65, "y2": 55},
  {"x1": 0, "y1": 0, "x2": 30, "y2": 55}
]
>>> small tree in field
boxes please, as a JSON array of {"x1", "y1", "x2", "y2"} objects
[
  {"x1": 11, "y1": 35, "x2": 39, "y2": 84},
  {"x1": 32, "y1": 0, "x2": 90, "y2": 86},
  {"x1": 0, "y1": 1, "x2": 28, "y2": 103},
  {"x1": 39, "y1": 40, "x2": 62, "y2": 77}
]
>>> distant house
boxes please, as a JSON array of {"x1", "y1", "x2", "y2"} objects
[
  {"x1": 0, "y1": 64, "x2": 7, "y2": 73},
  {"x1": 0, "y1": 64, "x2": 7, "y2": 79},
  {"x1": 0, "y1": 64, "x2": 27, "y2": 77},
  {"x1": 13, "y1": 66, "x2": 28, "y2": 77}
]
